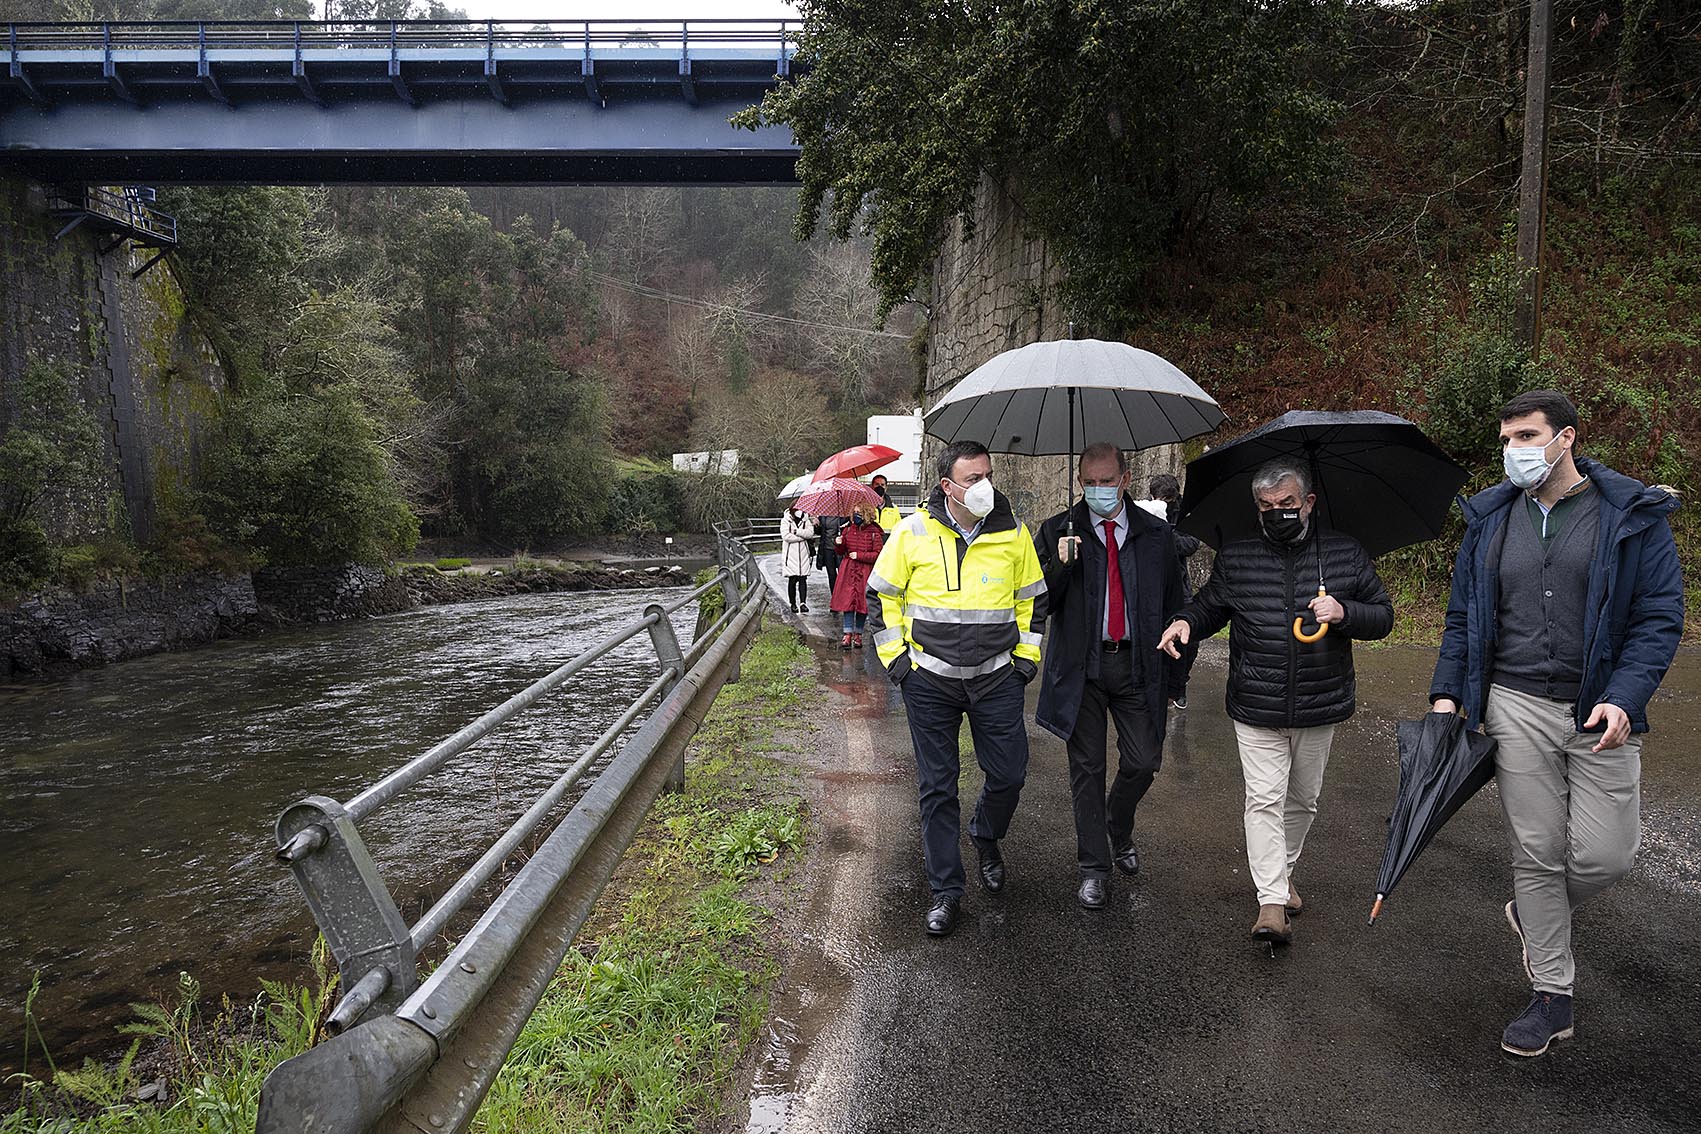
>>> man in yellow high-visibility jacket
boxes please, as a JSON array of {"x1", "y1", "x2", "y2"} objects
[
  {"x1": 870, "y1": 474, "x2": 903, "y2": 532},
  {"x1": 865, "y1": 440, "x2": 1047, "y2": 937}
]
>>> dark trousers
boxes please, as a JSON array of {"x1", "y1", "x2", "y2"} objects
[
  {"x1": 1067, "y1": 648, "x2": 1161, "y2": 878},
  {"x1": 901, "y1": 666, "x2": 1030, "y2": 899},
  {"x1": 821, "y1": 551, "x2": 839, "y2": 596},
  {"x1": 787, "y1": 576, "x2": 808, "y2": 608},
  {"x1": 1172, "y1": 634, "x2": 1200, "y2": 700}
]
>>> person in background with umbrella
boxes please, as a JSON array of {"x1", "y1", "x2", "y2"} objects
[
  {"x1": 831, "y1": 502, "x2": 885, "y2": 650},
  {"x1": 1158, "y1": 458, "x2": 1393, "y2": 946},
  {"x1": 1427, "y1": 389, "x2": 1684, "y2": 1059},
  {"x1": 866, "y1": 440, "x2": 1048, "y2": 937},
  {"x1": 817, "y1": 512, "x2": 845, "y2": 596},
  {"x1": 870, "y1": 474, "x2": 902, "y2": 532},
  {"x1": 1148, "y1": 472, "x2": 1203, "y2": 710},
  {"x1": 779, "y1": 504, "x2": 817, "y2": 614},
  {"x1": 1033, "y1": 443, "x2": 1186, "y2": 909}
]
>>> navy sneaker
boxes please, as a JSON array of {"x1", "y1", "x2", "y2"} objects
[
  {"x1": 1501, "y1": 992, "x2": 1574, "y2": 1057},
  {"x1": 1504, "y1": 900, "x2": 1535, "y2": 982}
]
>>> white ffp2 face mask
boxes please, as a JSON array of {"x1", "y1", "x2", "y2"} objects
[
  {"x1": 1504, "y1": 433, "x2": 1564, "y2": 490},
  {"x1": 951, "y1": 478, "x2": 996, "y2": 518}
]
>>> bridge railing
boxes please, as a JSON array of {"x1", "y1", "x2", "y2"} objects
[
  {"x1": 256, "y1": 527, "x2": 771, "y2": 1134},
  {"x1": 46, "y1": 184, "x2": 177, "y2": 247},
  {"x1": 3, "y1": 18, "x2": 801, "y2": 54}
]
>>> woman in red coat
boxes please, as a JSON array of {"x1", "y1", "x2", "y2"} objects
[{"x1": 831, "y1": 502, "x2": 886, "y2": 650}]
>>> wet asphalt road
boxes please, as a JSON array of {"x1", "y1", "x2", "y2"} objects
[{"x1": 746, "y1": 557, "x2": 1701, "y2": 1133}]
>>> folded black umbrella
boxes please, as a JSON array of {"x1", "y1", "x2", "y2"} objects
[
  {"x1": 1369, "y1": 711, "x2": 1498, "y2": 924},
  {"x1": 1177, "y1": 410, "x2": 1468, "y2": 557}
]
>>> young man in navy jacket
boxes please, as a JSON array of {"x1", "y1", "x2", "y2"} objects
[{"x1": 1428, "y1": 389, "x2": 1684, "y2": 1058}]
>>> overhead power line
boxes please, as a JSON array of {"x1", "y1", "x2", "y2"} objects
[{"x1": 586, "y1": 269, "x2": 912, "y2": 340}]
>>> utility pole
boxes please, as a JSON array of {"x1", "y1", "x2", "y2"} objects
[{"x1": 1514, "y1": 0, "x2": 1553, "y2": 361}]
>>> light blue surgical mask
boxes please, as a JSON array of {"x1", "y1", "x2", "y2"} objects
[{"x1": 1083, "y1": 486, "x2": 1123, "y2": 517}]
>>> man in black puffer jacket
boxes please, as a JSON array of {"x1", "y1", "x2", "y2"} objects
[{"x1": 1158, "y1": 458, "x2": 1393, "y2": 945}]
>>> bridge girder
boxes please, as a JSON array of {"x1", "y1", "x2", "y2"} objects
[{"x1": 0, "y1": 20, "x2": 801, "y2": 185}]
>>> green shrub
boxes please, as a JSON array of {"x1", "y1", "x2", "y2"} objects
[
  {"x1": 0, "y1": 516, "x2": 53, "y2": 599},
  {"x1": 143, "y1": 506, "x2": 253, "y2": 578},
  {"x1": 433, "y1": 557, "x2": 472, "y2": 571},
  {"x1": 197, "y1": 379, "x2": 419, "y2": 568},
  {"x1": 606, "y1": 466, "x2": 685, "y2": 534}
]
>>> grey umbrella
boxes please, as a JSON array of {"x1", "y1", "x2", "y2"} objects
[
  {"x1": 923, "y1": 338, "x2": 1225, "y2": 550},
  {"x1": 776, "y1": 471, "x2": 816, "y2": 501},
  {"x1": 923, "y1": 338, "x2": 1225, "y2": 456}
]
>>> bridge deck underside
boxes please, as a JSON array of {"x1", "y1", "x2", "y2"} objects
[{"x1": 0, "y1": 46, "x2": 799, "y2": 184}]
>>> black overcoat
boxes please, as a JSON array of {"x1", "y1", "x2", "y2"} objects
[{"x1": 1032, "y1": 497, "x2": 1187, "y2": 743}]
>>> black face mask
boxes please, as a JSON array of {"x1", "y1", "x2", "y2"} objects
[{"x1": 1260, "y1": 508, "x2": 1305, "y2": 544}]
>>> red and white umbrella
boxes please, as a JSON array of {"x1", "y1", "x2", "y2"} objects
[
  {"x1": 814, "y1": 443, "x2": 901, "y2": 482},
  {"x1": 793, "y1": 477, "x2": 882, "y2": 517}
]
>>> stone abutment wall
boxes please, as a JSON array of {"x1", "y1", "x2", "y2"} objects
[{"x1": 0, "y1": 177, "x2": 227, "y2": 545}]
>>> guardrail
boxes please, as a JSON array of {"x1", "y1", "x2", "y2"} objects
[{"x1": 257, "y1": 525, "x2": 771, "y2": 1134}]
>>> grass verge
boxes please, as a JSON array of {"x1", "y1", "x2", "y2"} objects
[
  {"x1": 472, "y1": 624, "x2": 814, "y2": 1132},
  {"x1": 3, "y1": 622, "x2": 819, "y2": 1134}
]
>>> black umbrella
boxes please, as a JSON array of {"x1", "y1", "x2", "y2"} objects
[
  {"x1": 1369, "y1": 711, "x2": 1498, "y2": 924},
  {"x1": 1176, "y1": 410, "x2": 1468, "y2": 557}
]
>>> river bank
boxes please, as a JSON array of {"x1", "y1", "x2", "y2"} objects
[
  {"x1": 0, "y1": 559, "x2": 694, "y2": 682},
  {"x1": 1, "y1": 622, "x2": 821, "y2": 1131}
]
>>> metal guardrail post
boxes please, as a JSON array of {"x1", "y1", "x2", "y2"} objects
[
  {"x1": 644, "y1": 602, "x2": 688, "y2": 792},
  {"x1": 274, "y1": 795, "x2": 417, "y2": 1026}
]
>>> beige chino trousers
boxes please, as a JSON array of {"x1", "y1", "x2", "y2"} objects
[
  {"x1": 1485, "y1": 684, "x2": 1642, "y2": 996},
  {"x1": 1233, "y1": 722, "x2": 1337, "y2": 906}
]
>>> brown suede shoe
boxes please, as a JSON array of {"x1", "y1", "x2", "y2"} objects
[
  {"x1": 1286, "y1": 882, "x2": 1303, "y2": 915},
  {"x1": 1251, "y1": 904, "x2": 1292, "y2": 945}
]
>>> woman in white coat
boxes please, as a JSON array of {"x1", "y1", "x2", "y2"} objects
[{"x1": 779, "y1": 506, "x2": 818, "y2": 613}]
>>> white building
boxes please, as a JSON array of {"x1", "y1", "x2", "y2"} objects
[
  {"x1": 866, "y1": 409, "x2": 923, "y2": 484},
  {"x1": 671, "y1": 449, "x2": 739, "y2": 475}
]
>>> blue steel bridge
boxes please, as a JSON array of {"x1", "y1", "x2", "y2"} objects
[{"x1": 0, "y1": 19, "x2": 801, "y2": 184}]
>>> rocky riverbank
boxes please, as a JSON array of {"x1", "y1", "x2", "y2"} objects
[{"x1": 0, "y1": 561, "x2": 694, "y2": 681}]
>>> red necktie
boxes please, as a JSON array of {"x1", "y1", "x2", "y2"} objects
[{"x1": 1104, "y1": 520, "x2": 1126, "y2": 641}]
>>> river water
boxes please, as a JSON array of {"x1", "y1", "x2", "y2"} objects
[{"x1": 0, "y1": 586, "x2": 697, "y2": 1069}]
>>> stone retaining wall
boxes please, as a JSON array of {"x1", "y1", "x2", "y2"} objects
[
  {"x1": 252, "y1": 563, "x2": 412, "y2": 623},
  {"x1": 0, "y1": 573, "x2": 258, "y2": 680}
]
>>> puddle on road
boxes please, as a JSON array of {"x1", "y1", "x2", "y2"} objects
[{"x1": 746, "y1": 1011, "x2": 805, "y2": 1134}]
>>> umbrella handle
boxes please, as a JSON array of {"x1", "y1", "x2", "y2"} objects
[
  {"x1": 1293, "y1": 584, "x2": 1330, "y2": 643},
  {"x1": 1369, "y1": 894, "x2": 1385, "y2": 925}
]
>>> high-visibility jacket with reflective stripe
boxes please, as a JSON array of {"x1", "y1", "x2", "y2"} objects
[
  {"x1": 865, "y1": 492, "x2": 1046, "y2": 682},
  {"x1": 877, "y1": 504, "x2": 903, "y2": 533}
]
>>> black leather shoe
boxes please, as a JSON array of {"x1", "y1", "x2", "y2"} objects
[
  {"x1": 925, "y1": 896, "x2": 960, "y2": 936},
  {"x1": 1078, "y1": 877, "x2": 1108, "y2": 909},
  {"x1": 975, "y1": 839, "x2": 1006, "y2": 893},
  {"x1": 1111, "y1": 838, "x2": 1140, "y2": 876}
]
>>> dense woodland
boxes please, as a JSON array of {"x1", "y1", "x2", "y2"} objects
[{"x1": 0, "y1": 0, "x2": 1695, "y2": 625}]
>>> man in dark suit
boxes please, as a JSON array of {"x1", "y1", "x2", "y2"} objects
[{"x1": 1034, "y1": 443, "x2": 1187, "y2": 909}]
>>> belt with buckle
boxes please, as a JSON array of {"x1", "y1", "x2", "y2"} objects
[{"x1": 1101, "y1": 640, "x2": 1130, "y2": 653}]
